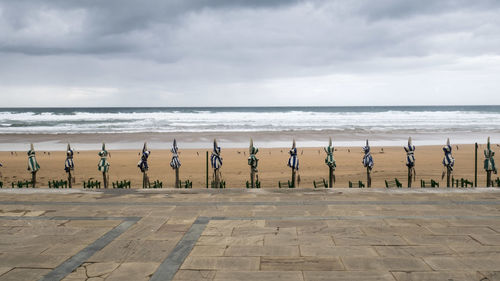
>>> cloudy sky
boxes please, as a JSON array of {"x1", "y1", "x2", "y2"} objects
[{"x1": 0, "y1": 0, "x2": 499, "y2": 107}]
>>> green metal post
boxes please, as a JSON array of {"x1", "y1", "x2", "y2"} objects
[
  {"x1": 206, "y1": 151, "x2": 209, "y2": 188},
  {"x1": 474, "y1": 142, "x2": 478, "y2": 187}
]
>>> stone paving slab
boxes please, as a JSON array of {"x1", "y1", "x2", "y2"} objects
[{"x1": 0, "y1": 188, "x2": 500, "y2": 280}]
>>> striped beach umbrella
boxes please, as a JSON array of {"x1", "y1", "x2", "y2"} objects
[
  {"x1": 138, "y1": 142, "x2": 150, "y2": 188},
  {"x1": 248, "y1": 138, "x2": 259, "y2": 188},
  {"x1": 27, "y1": 143, "x2": 40, "y2": 187},
  {"x1": 65, "y1": 144, "x2": 75, "y2": 187},
  {"x1": 404, "y1": 137, "x2": 416, "y2": 187},
  {"x1": 324, "y1": 137, "x2": 336, "y2": 187},
  {"x1": 98, "y1": 143, "x2": 110, "y2": 188},
  {"x1": 362, "y1": 140, "x2": 374, "y2": 187},
  {"x1": 170, "y1": 139, "x2": 181, "y2": 187},
  {"x1": 138, "y1": 142, "x2": 150, "y2": 173},
  {"x1": 442, "y1": 138, "x2": 455, "y2": 187},
  {"x1": 211, "y1": 139, "x2": 223, "y2": 187},
  {"x1": 484, "y1": 137, "x2": 497, "y2": 187},
  {"x1": 287, "y1": 139, "x2": 299, "y2": 187}
]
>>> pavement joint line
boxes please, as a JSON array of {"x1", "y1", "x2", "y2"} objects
[
  {"x1": 150, "y1": 216, "x2": 209, "y2": 281},
  {"x1": 149, "y1": 213, "x2": 500, "y2": 281},
  {"x1": 0, "y1": 215, "x2": 141, "y2": 281},
  {"x1": 2, "y1": 200, "x2": 500, "y2": 206}
]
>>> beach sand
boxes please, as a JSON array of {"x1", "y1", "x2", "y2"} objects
[{"x1": 0, "y1": 144, "x2": 494, "y2": 188}]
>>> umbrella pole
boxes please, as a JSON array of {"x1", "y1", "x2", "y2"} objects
[
  {"x1": 103, "y1": 172, "x2": 108, "y2": 188},
  {"x1": 408, "y1": 167, "x2": 412, "y2": 188},
  {"x1": 474, "y1": 143, "x2": 478, "y2": 187},
  {"x1": 446, "y1": 167, "x2": 451, "y2": 187},
  {"x1": 32, "y1": 171, "x2": 36, "y2": 188},
  {"x1": 329, "y1": 167, "x2": 333, "y2": 188},
  {"x1": 175, "y1": 168, "x2": 179, "y2": 188},
  {"x1": 250, "y1": 168, "x2": 255, "y2": 188},
  {"x1": 366, "y1": 168, "x2": 371, "y2": 188},
  {"x1": 214, "y1": 168, "x2": 220, "y2": 188},
  {"x1": 68, "y1": 171, "x2": 72, "y2": 188}
]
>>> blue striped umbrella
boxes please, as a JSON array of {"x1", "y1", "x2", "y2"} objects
[
  {"x1": 287, "y1": 139, "x2": 299, "y2": 170},
  {"x1": 138, "y1": 142, "x2": 150, "y2": 173},
  {"x1": 324, "y1": 137, "x2": 336, "y2": 186},
  {"x1": 248, "y1": 138, "x2": 259, "y2": 172},
  {"x1": 362, "y1": 140, "x2": 373, "y2": 187},
  {"x1": 211, "y1": 139, "x2": 223, "y2": 170},
  {"x1": 65, "y1": 144, "x2": 74, "y2": 173},
  {"x1": 170, "y1": 139, "x2": 181, "y2": 169},
  {"x1": 404, "y1": 137, "x2": 416, "y2": 186},
  {"x1": 442, "y1": 138, "x2": 455, "y2": 187}
]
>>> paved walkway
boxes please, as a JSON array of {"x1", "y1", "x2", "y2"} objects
[{"x1": 1, "y1": 188, "x2": 500, "y2": 281}]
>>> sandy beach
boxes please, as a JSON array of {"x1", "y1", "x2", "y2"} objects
[{"x1": 0, "y1": 144, "x2": 494, "y2": 188}]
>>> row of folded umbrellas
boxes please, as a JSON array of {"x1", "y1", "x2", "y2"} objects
[{"x1": 16, "y1": 137, "x2": 497, "y2": 179}]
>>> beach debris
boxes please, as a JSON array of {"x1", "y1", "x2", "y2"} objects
[
  {"x1": 170, "y1": 139, "x2": 181, "y2": 188},
  {"x1": 65, "y1": 144, "x2": 75, "y2": 188},
  {"x1": 98, "y1": 143, "x2": 110, "y2": 188},
  {"x1": 484, "y1": 137, "x2": 497, "y2": 187},
  {"x1": 362, "y1": 140, "x2": 373, "y2": 187},
  {"x1": 210, "y1": 139, "x2": 223, "y2": 188},
  {"x1": 442, "y1": 138, "x2": 455, "y2": 187},
  {"x1": 324, "y1": 137, "x2": 336, "y2": 187},
  {"x1": 404, "y1": 137, "x2": 416, "y2": 187},
  {"x1": 287, "y1": 139, "x2": 299, "y2": 188},
  {"x1": 247, "y1": 138, "x2": 260, "y2": 188},
  {"x1": 27, "y1": 143, "x2": 40, "y2": 188},
  {"x1": 138, "y1": 142, "x2": 150, "y2": 188}
]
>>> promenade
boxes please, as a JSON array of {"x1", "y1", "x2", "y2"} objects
[{"x1": 1, "y1": 188, "x2": 500, "y2": 281}]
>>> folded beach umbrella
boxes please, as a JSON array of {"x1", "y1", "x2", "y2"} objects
[
  {"x1": 138, "y1": 142, "x2": 150, "y2": 173},
  {"x1": 362, "y1": 140, "x2": 373, "y2": 187},
  {"x1": 170, "y1": 139, "x2": 181, "y2": 187},
  {"x1": 484, "y1": 137, "x2": 497, "y2": 187},
  {"x1": 442, "y1": 138, "x2": 455, "y2": 187},
  {"x1": 324, "y1": 137, "x2": 336, "y2": 187},
  {"x1": 27, "y1": 143, "x2": 40, "y2": 187},
  {"x1": 287, "y1": 139, "x2": 299, "y2": 187},
  {"x1": 404, "y1": 137, "x2": 416, "y2": 187},
  {"x1": 211, "y1": 139, "x2": 223, "y2": 187},
  {"x1": 138, "y1": 142, "x2": 150, "y2": 188},
  {"x1": 65, "y1": 144, "x2": 74, "y2": 173},
  {"x1": 248, "y1": 138, "x2": 259, "y2": 188},
  {"x1": 98, "y1": 143, "x2": 110, "y2": 188},
  {"x1": 65, "y1": 144, "x2": 75, "y2": 187}
]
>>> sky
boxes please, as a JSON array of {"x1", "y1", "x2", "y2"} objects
[{"x1": 0, "y1": 0, "x2": 499, "y2": 107}]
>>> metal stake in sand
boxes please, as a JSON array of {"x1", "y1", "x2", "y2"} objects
[
  {"x1": 324, "y1": 137, "x2": 336, "y2": 187},
  {"x1": 287, "y1": 139, "x2": 299, "y2": 188},
  {"x1": 65, "y1": 144, "x2": 75, "y2": 188},
  {"x1": 362, "y1": 140, "x2": 374, "y2": 187},
  {"x1": 404, "y1": 137, "x2": 416, "y2": 188},
  {"x1": 210, "y1": 139, "x2": 223, "y2": 188},
  {"x1": 248, "y1": 138, "x2": 259, "y2": 188},
  {"x1": 442, "y1": 138, "x2": 455, "y2": 187},
  {"x1": 484, "y1": 137, "x2": 497, "y2": 187},
  {"x1": 138, "y1": 142, "x2": 150, "y2": 188},
  {"x1": 27, "y1": 143, "x2": 40, "y2": 188},
  {"x1": 98, "y1": 143, "x2": 110, "y2": 188},
  {"x1": 170, "y1": 139, "x2": 181, "y2": 188}
]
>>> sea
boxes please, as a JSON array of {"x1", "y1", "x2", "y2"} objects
[{"x1": 0, "y1": 106, "x2": 499, "y2": 150}]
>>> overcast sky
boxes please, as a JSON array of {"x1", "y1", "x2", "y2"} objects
[{"x1": 0, "y1": 0, "x2": 499, "y2": 107}]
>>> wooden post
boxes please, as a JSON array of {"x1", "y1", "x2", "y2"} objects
[
  {"x1": 367, "y1": 167, "x2": 371, "y2": 188},
  {"x1": 32, "y1": 171, "x2": 37, "y2": 188},
  {"x1": 447, "y1": 167, "x2": 451, "y2": 188},
  {"x1": 474, "y1": 142, "x2": 478, "y2": 187},
  {"x1": 175, "y1": 168, "x2": 179, "y2": 188},
  {"x1": 214, "y1": 169, "x2": 220, "y2": 188},
  {"x1": 68, "y1": 170, "x2": 72, "y2": 188},
  {"x1": 487, "y1": 171, "x2": 491, "y2": 187},
  {"x1": 142, "y1": 172, "x2": 148, "y2": 188},
  {"x1": 206, "y1": 151, "x2": 208, "y2": 188},
  {"x1": 329, "y1": 167, "x2": 333, "y2": 188},
  {"x1": 103, "y1": 172, "x2": 108, "y2": 188}
]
